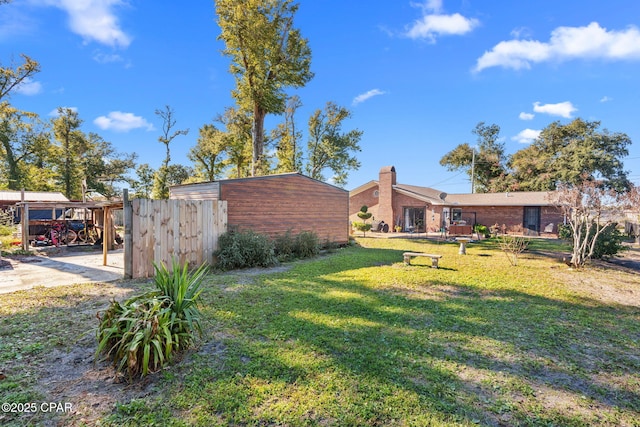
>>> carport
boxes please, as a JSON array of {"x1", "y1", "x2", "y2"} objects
[{"x1": 14, "y1": 200, "x2": 123, "y2": 267}]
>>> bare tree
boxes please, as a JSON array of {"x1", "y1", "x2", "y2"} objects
[
  {"x1": 153, "y1": 105, "x2": 189, "y2": 199},
  {"x1": 551, "y1": 179, "x2": 632, "y2": 268}
]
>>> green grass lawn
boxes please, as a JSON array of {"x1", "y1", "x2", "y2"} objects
[{"x1": 1, "y1": 237, "x2": 639, "y2": 426}]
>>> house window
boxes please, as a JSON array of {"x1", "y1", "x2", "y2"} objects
[
  {"x1": 452, "y1": 208, "x2": 462, "y2": 221},
  {"x1": 373, "y1": 190, "x2": 379, "y2": 198}
]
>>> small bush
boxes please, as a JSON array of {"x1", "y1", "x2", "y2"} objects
[
  {"x1": 96, "y1": 259, "x2": 207, "y2": 379},
  {"x1": 274, "y1": 230, "x2": 296, "y2": 261},
  {"x1": 0, "y1": 225, "x2": 13, "y2": 236},
  {"x1": 499, "y1": 235, "x2": 530, "y2": 266},
  {"x1": 352, "y1": 221, "x2": 372, "y2": 237},
  {"x1": 215, "y1": 229, "x2": 277, "y2": 270},
  {"x1": 558, "y1": 222, "x2": 627, "y2": 260},
  {"x1": 274, "y1": 230, "x2": 320, "y2": 261},
  {"x1": 294, "y1": 231, "x2": 320, "y2": 259},
  {"x1": 592, "y1": 223, "x2": 627, "y2": 259},
  {"x1": 474, "y1": 224, "x2": 490, "y2": 238}
]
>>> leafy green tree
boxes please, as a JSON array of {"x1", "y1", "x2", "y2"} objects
[
  {"x1": 552, "y1": 179, "x2": 632, "y2": 268},
  {"x1": 1, "y1": 54, "x2": 40, "y2": 103},
  {"x1": 273, "y1": 95, "x2": 303, "y2": 173},
  {"x1": 215, "y1": 0, "x2": 313, "y2": 176},
  {"x1": 152, "y1": 164, "x2": 193, "y2": 199},
  {"x1": 188, "y1": 124, "x2": 228, "y2": 182},
  {"x1": 82, "y1": 133, "x2": 137, "y2": 199},
  {"x1": 0, "y1": 105, "x2": 51, "y2": 189},
  {"x1": 215, "y1": 106, "x2": 252, "y2": 178},
  {"x1": 131, "y1": 163, "x2": 155, "y2": 199},
  {"x1": 440, "y1": 122, "x2": 509, "y2": 193},
  {"x1": 306, "y1": 102, "x2": 362, "y2": 187},
  {"x1": 51, "y1": 107, "x2": 88, "y2": 199},
  {"x1": 153, "y1": 105, "x2": 189, "y2": 199},
  {"x1": 509, "y1": 118, "x2": 631, "y2": 192}
]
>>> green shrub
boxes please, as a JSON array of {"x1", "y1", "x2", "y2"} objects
[
  {"x1": 96, "y1": 259, "x2": 207, "y2": 379},
  {"x1": 592, "y1": 223, "x2": 627, "y2": 259},
  {"x1": 558, "y1": 222, "x2": 627, "y2": 260},
  {"x1": 0, "y1": 225, "x2": 13, "y2": 236},
  {"x1": 215, "y1": 229, "x2": 277, "y2": 270},
  {"x1": 274, "y1": 230, "x2": 320, "y2": 261},
  {"x1": 352, "y1": 221, "x2": 372, "y2": 237},
  {"x1": 474, "y1": 224, "x2": 490, "y2": 238},
  {"x1": 274, "y1": 230, "x2": 296, "y2": 261},
  {"x1": 294, "y1": 231, "x2": 320, "y2": 259}
]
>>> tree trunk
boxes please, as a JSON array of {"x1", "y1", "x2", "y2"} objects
[{"x1": 251, "y1": 107, "x2": 266, "y2": 176}]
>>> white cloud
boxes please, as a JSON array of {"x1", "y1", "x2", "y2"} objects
[
  {"x1": 36, "y1": 0, "x2": 131, "y2": 48},
  {"x1": 600, "y1": 95, "x2": 613, "y2": 103},
  {"x1": 92, "y1": 51, "x2": 124, "y2": 64},
  {"x1": 512, "y1": 129, "x2": 541, "y2": 144},
  {"x1": 533, "y1": 101, "x2": 577, "y2": 118},
  {"x1": 14, "y1": 78, "x2": 42, "y2": 96},
  {"x1": 405, "y1": 1, "x2": 478, "y2": 41},
  {"x1": 94, "y1": 111, "x2": 154, "y2": 132},
  {"x1": 519, "y1": 112, "x2": 534, "y2": 120},
  {"x1": 352, "y1": 89, "x2": 386, "y2": 105},
  {"x1": 474, "y1": 22, "x2": 640, "y2": 72}
]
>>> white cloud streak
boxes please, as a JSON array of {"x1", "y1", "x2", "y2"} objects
[
  {"x1": 37, "y1": 0, "x2": 131, "y2": 48},
  {"x1": 475, "y1": 22, "x2": 640, "y2": 72},
  {"x1": 94, "y1": 111, "x2": 154, "y2": 132},
  {"x1": 512, "y1": 129, "x2": 541, "y2": 144},
  {"x1": 519, "y1": 112, "x2": 534, "y2": 120},
  {"x1": 533, "y1": 101, "x2": 577, "y2": 118},
  {"x1": 405, "y1": 1, "x2": 478, "y2": 41},
  {"x1": 352, "y1": 89, "x2": 386, "y2": 105},
  {"x1": 14, "y1": 78, "x2": 43, "y2": 96}
]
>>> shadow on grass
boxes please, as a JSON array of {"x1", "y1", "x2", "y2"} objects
[
  {"x1": 0, "y1": 279, "x2": 151, "y2": 427},
  {"x1": 151, "y1": 246, "x2": 640, "y2": 426}
]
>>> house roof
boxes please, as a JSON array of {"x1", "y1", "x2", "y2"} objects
[
  {"x1": 394, "y1": 184, "x2": 448, "y2": 204},
  {"x1": 0, "y1": 190, "x2": 69, "y2": 203},
  {"x1": 445, "y1": 191, "x2": 555, "y2": 206},
  {"x1": 348, "y1": 180, "x2": 556, "y2": 207}
]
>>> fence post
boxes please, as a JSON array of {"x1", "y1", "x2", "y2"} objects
[{"x1": 123, "y1": 189, "x2": 133, "y2": 279}]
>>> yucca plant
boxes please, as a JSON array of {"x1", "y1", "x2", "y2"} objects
[
  {"x1": 152, "y1": 258, "x2": 208, "y2": 337},
  {"x1": 96, "y1": 259, "x2": 208, "y2": 379}
]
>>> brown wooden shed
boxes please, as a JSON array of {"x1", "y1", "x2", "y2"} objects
[{"x1": 170, "y1": 172, "x2": 350, "y2": 245}]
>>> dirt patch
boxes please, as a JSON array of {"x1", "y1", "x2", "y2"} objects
[{"x1": 38, "y1": 336, "x2": 158, "y2": 426}]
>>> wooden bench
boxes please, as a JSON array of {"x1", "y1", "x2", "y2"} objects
[{"x1": 403, "y1": 252, "x2": 442, "y2": 268}]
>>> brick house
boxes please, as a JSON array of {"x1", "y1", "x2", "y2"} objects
[
  {"x1": 170, "y1": 172, "x2": 349, "y2": 244},
  {"x1": 349, "y1": 166, "x2": 564, "y2": 235}
]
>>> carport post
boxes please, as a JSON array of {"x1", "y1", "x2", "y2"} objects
[
  {"x1": 21, "y1": 202, "x2": 29, "y2": 251},
  {"x1": 123, "y1": 189, "x2": 133, "y2": 279},
  {"x1": 103, "y1": 207, "x2": 108, "y2": 266}
]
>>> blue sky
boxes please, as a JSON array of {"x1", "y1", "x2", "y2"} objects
[{"x1": 2, "y1": 0, "x2": 640, "y2": 193}]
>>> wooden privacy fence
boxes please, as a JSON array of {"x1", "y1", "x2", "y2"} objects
[{"x1": 124, "y1": 198, "x2": 227, "y2": 278}]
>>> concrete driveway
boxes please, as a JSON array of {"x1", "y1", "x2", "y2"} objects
[{"x1": 0, "y1": 248, "x2": 124, "y2": 294}]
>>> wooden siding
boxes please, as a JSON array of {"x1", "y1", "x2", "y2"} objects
[
  {"x1": 220, "y1": 174, "x2": 349, "y2": 244},
  {"x1": 170, "y1": 181, "x2": 220, "y2": 200},
  {"x1": 129, "y1": 199, "x2": 227, "y2": 278}
]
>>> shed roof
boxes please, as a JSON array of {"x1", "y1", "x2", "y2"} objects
[
  {"x1": 0, "y1": 190, "x2": 69, "y2": 203},
  {"x1": 171, "y1": 172, "x2": 348, "y2": 193}
]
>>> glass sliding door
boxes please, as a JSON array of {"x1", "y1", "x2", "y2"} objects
[
  {"x1": 523, "y1": 206, "x2": 541, "y2": 233},
  {"x1": 403, "y1": 207, "x2": 425, "y2": 232}
]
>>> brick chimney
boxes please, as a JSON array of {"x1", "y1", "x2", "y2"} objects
[{"x1": 378, "y1": 166, "x2": 396, "y2": 227}]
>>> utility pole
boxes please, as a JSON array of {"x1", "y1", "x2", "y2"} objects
[{"x1": 470, "y1": 147, "x2": 476, "y2": 194}]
